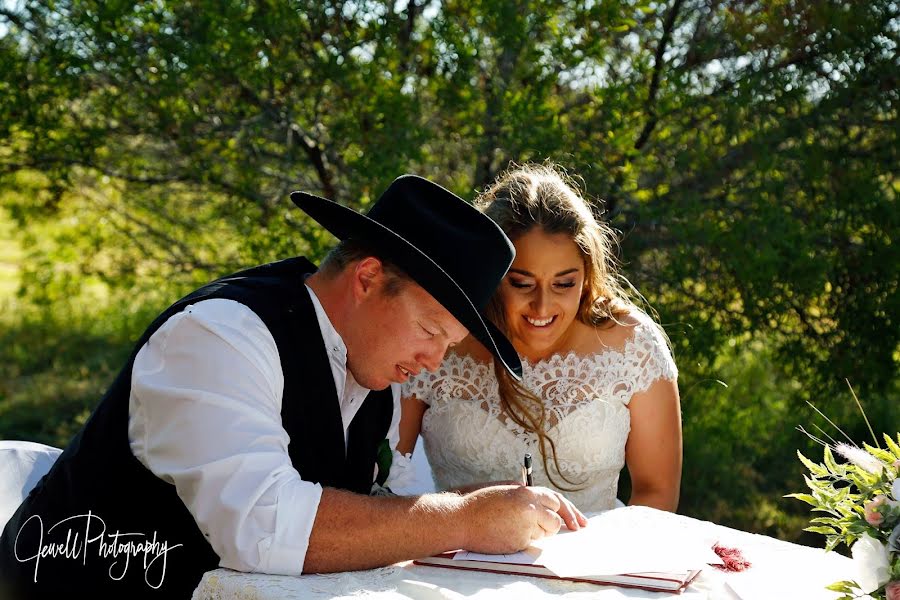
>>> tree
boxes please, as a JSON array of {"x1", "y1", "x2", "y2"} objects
[{"x1": 1, "y1": 0, "x2": 897, "y2": 536}]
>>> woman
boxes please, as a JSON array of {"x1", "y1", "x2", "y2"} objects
[{"x1": 391, "y1": 163, "x2": 682, "y2": 512}]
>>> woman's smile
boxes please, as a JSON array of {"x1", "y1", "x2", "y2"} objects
[{"x1": 499, "y1": 229, "x2": 586, "y2": 361}]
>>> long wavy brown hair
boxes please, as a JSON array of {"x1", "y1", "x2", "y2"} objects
[{"x1": 475, "y1": 162, "x2": 640, "y2": 490}]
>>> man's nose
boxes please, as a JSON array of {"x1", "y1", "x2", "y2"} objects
[{"x1": 418, "y1": 345, "x2": 446, "y2": 372}]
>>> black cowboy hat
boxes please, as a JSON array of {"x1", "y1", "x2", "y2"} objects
[{"x1": 290, "y1": 175, "x2": 522, "y2": 379}]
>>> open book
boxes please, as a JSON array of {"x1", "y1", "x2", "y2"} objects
[
  {"x1": 414, "y1": 552, "x2": 701, "y2": 593},
  {"x1": 414, "y1": 507, "x2": 720, "y2": 594}
]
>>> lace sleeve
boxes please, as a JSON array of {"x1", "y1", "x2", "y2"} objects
[
  {"x1": 400, "y1": 370, "x2": 438, "y2": 406},
  {"x1": 627, "y1": 314, "x2": 678, "y2": 397}
]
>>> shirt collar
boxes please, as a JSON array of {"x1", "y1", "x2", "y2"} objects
[{"x1": 304, "y1": 284, "x2": 347, "y2": 363}]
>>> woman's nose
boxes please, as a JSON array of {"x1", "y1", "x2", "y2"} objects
[{"x1": 531, "y1": 288, "x2": 549, "y2": 314}]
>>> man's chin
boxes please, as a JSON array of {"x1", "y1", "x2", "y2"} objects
[
  {"x1": 345, "y1": 364, "x2": 387, "y2": 391},
  {"x1": 353, "y1": 372, "x2": 392, "y2": 391}
]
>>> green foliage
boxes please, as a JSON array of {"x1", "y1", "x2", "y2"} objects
[
  {"x1": 677, "y1": 337, "x2": 817, "y2": 541},
  {"x1": 375, "y1": 438, "x2": 393, "y2": 486},
  {"x1": 825, "y1": 580, "x2": 864, "y2": 600},
  {"x1": 0, "y1": 284, "x2": 160, "y2": 445},
  {"x1": 790, "y1": 439, "x2": 900, "y2": 547},
  {"x1": 0, "y1": 0, "x2": 897, "y2": 541},
  {"x1": 788, "y1": 435, "x2": 900, "y2": 598},
  {"x1": 3, "y1": 0, "x2": 895, "y2": 401}
]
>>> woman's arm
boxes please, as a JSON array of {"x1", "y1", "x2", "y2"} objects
[
  {"x1": 399, "y1": 386, "x2": 522, "y2": 492},
  {"x1": 624, "y1": 378, "x2": 682, "y2": 511},
  {"x1": 397, "y1": 394, "x2": 428, "y2": 455}
]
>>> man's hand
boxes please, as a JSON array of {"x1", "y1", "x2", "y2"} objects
[
  {"x1": 456, "y1": 485, "x2": 586, "y2": 554},
  {"x1": 547, "y1": 487, "x2": 589, "y2": 531},
  {"x1": 304, "y1": 485, "x2": 588, "y2": 573}
]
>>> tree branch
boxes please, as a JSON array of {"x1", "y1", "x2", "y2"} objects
[
  {"x1": 0, "y1": 8, "x2": 28, "y2": 32},
  {"x1": 634, "y1": 0, "x2": 684, "y2": 151},
  {"x1": 232, "y1": 79, "x2": 336, "y2": 199}
]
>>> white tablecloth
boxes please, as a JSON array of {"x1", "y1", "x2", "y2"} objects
[{"x1": 192, "y1": 506, "x2": 856, "y2": 600}]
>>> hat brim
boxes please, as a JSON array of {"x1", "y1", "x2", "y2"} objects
[{"x1": 291, "y1": 191, "x2": 522, "y2": 379}]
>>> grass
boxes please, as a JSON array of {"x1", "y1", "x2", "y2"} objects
[
  {"x1": 0, "y1": 207, "x2": 152, "y2": 446},
  {"x1": 0, "y1": 207, "x2": 21, "y2": 300}
]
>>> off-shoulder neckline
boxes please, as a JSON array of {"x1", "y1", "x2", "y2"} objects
[{"x1": 444, "y1": 318, "x2": 658, "y2": 369}]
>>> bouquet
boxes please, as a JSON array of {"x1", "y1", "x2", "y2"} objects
[{"x1": 789, "y1": 432, "x2": 900, "y2": 599}]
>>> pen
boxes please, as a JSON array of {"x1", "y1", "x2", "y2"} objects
[{"x1": 523, "y1": 453, "x2": 533, "y2": 486}]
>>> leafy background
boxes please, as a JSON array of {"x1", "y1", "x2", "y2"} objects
[{"x1": 1, "y1": 0, "x2": 897, "y2": 547}]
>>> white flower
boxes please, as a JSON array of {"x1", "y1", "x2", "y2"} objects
[
  {"x1": 892, "y1": 478, "x2": 900, "y2": 502},
  {"x1": 851, "y1": 533, "x2": 892, "y2": 593},
  {"x1": 382, "y1": 451, "x2": 417, "y2": 493},
  {"x1": 835, "y1": 443, "x2": 884, "y2": 475}
]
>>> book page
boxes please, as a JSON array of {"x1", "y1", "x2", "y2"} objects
[
  {"x1": 455, "y1": 507, "x2": 721, "y2": 578},
  {"x1": 533, "y1": 510, "x2": 721, "y2": 577}
]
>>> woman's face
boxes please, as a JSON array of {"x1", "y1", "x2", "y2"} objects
[{"x1": 498, "y1": 228, "x2": 586, "y2": 361}]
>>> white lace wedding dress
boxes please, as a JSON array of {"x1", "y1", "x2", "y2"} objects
[{"x1": 399, "y1": 313, "x2": 677, "y2": 512}]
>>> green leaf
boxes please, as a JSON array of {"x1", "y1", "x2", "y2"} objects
[
  {"x1": 798, "y1": 450, "x2": 830, "y2": 477},
  {"x1": 883, "y1": 433, "x2": 900, "y2": 460},
  {"x1": 374, "y1": 438, "x2": 393, "y2": 486},
  {"x1": 825, "y1": 580, "x2": 858, "y2": 594},
  {"x1": 785, "y1": 492, "x2": 818, "y2": 507},
  {"x1": 805, "y1": 475, "x2": 831, "y2": 491},
  {"x1": 805, "y1": 525, "x2": 838, "y2": 535},
  {"x1": 824, "y1": 446, "x2": 841, "y2": 475},
  {"x1": 846, "y1": 521, "x2": 869, "y2": 534},
  {"x1": 834, "y1": 486, "x2": 851, "y2": 502},
  {"x1": 849, "y1": 471, "x2": 875, "y2": 492},
  {"x1": 863, "y1": 442, "x2": 894, "y2": 464},
  {"x1": 890, "y1": 556, "x2": 900, "y2": 580}
]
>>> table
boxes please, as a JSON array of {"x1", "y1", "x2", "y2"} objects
[{"x1": 191, "y1": 506, "x2": 857, "y2": 600}]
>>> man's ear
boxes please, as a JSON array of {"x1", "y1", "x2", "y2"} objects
[{"x1": 352, "y1": 257, "x2": 384, "y2": 299}]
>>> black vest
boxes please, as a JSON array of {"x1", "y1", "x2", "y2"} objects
[{"x1": 0, "y1": 257, "x2": 394, "y2": 599}]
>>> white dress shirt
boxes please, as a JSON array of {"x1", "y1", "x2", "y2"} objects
[{"x1": 128, "y1": 286, "x2": 401, "y2": 576}]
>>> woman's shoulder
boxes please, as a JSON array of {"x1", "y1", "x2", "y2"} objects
[
  {"x1": 567, "y1": 309, "x2": 663, "y2": 356},
  {"x1": 534, "y1": 310, "x2": 676, "y2": 401},
  {"x1": 400, "y1": 336, "x2": 493, "y2": 401},
  {"x1": 579, "y1": 309, "x2": 678, "y2": 386},
  {"x1": 452, "y1": 335, "x2": 495, "y2": 363}
]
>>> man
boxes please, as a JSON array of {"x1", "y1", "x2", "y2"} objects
[{"x1": 0, "y1": 175, "x2": 584, "y2": 598}]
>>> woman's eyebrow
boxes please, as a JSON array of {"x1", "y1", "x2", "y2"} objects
[{"x1": 508, "y1": 267, "x2": 579, "y2": 277}]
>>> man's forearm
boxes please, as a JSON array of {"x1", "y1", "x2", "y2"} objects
[{"x1": 302, "y1": 487, "x2": 468, "y2": 573}]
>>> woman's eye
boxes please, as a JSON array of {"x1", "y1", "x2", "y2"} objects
[
  {"x1": 420, "y1": 324, "x2": 437, "y2": 337},
  {"x1": 509, "y1": 280, "x2": 533, "y2": 289},
  {"x1": 554, "y1": 282, "x2": 576, "y2": 289}
]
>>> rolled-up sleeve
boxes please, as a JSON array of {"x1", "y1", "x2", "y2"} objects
[{"x1": 128, "y1": 298, "x2": 319, "y2": 575}]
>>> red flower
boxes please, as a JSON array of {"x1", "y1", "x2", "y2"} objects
[{"x1": 711, "y1": 544, "x2": 752, "y2": 572}]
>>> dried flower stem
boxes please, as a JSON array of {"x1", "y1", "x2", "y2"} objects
[
  {"x1": 796, "y1": 425, "x2": 831, "y2": 449},
  {"x1": 806, "y1": 400, "x2": 856, "y2": 447},
  {"x1": 847, "y1": 378, "x2": 879, "y2": 449}
]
